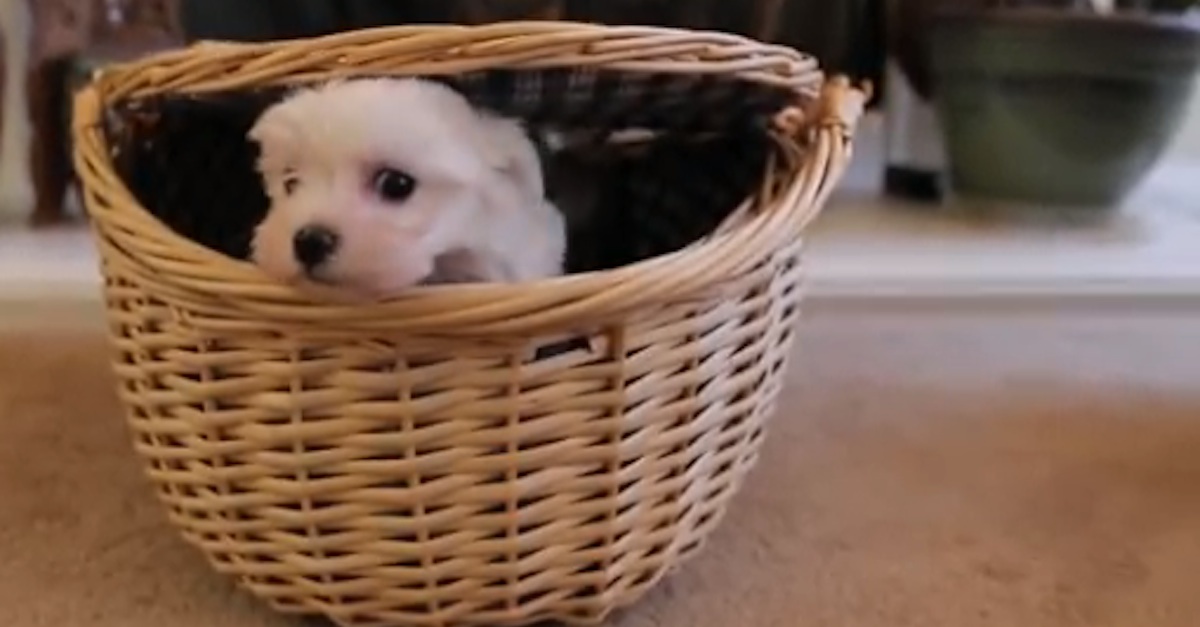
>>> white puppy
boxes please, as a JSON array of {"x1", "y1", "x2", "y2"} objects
[{"x1": 248, "y1": 78, "x2": 566, "y2": 297}]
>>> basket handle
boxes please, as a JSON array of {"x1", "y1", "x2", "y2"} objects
[
  {"x1": 761, "y1": 75, "x2": 872, "y2": 236},
  {"x1": 774, "y1": 75, "x2": 872, "y2": 142}
]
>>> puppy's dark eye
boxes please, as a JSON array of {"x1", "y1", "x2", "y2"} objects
[
  {"x1": 372, "y1": 168, "x2": 416, "y2": 203},
  {"x1": 282, "y1": 173, "x2": 300, "y2": 196}
]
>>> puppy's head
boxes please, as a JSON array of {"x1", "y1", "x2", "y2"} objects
[{"x1": 248, "y1": 78, "x2": 543, "y2": 296}]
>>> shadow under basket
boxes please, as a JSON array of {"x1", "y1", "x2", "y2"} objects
[{"x1": 72, "y1": 22, "x2": 861, "y2": 627}]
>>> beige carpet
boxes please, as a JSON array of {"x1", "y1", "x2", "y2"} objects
[{"x1": 3, "y1": 312, "x2": 1200, "y2": 627}]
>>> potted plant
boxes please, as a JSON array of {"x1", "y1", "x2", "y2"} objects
[{"x1": 925, "y1": 0, "x2": 1200, "y2": 209}]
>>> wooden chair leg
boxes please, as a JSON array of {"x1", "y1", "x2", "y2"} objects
[
  {"x1": 752, "y1": 0, "x2": 786, "y2": 42},
  {"x1": 458, "y1": 0, "x2": 564, "y2": 24},
  {"x1": 27, "y1": 56, "x2": 71, "y2": 226}
]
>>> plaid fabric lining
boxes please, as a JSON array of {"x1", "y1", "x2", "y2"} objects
[
  {"x1": 615, "y1": 133, "x2": 772, "y2": 265},
  {"x1": 435, "y1": 68, "x2": 791, "y2": 132},
  {"x1": 104, "y1": 67, "x2": 793, "y2": 271}
]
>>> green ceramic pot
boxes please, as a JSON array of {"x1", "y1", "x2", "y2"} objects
[{"x1": 929, "y1": 8, "x2": 1200, "y2": 208}]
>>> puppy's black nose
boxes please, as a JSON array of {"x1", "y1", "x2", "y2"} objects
[{"x1": 293, "y1": 225, "x2": 339, "y2": 269}]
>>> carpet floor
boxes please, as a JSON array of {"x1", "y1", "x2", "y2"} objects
[{"x1": 3, "y1": 313, "x2": 1199, "y2": 627}]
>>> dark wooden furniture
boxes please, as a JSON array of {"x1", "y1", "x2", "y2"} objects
[{"x1": 5, "y1": 0, "x2": 181, "y2": 225}]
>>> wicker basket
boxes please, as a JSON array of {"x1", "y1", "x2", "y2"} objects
[{"x1": 71, "y1": 21, "x2": 864, "y2": 627}]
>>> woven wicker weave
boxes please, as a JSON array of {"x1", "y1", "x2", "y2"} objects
[{"x1": 71, "y1": 21, "x2": 865, "y2": 627}]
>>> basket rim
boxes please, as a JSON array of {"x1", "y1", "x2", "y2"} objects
[
  {"x1": 90, "y1": 21, "x2": 823, "y2": 101},
  {"x1": 72, "y1": 21, "x2": 862, "y2": 337}
]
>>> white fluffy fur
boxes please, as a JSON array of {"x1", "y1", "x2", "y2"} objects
[{"x1": 248, "y1": 78, "x2": 566, "y2": 297}]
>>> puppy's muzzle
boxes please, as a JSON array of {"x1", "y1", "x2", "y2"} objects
[{"x1": 293, "y1": 225, "x2": 339, "y2": 272}]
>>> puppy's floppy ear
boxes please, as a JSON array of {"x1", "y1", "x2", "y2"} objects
[
  {"x1": 247, "y1": 106, "x2": 287, "y2": 151},
  {"x1": 473, "y1": 112, "x2": 546, "y2": 199},
  {"x1": 247, "y1": 84, "x2": 318, "y2": 154},
  {"x1": 247, "y1": 105, "x2": 297, "y2": 178}
]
